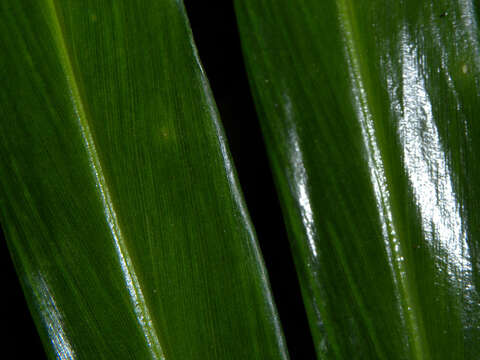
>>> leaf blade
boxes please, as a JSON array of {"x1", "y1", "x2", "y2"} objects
[
  {"x1": 0, "y1": 1, "x2": 288, "y2": 359},
  {"x1": 235, "y1": 0, "x2": 480, "y2": 358}
]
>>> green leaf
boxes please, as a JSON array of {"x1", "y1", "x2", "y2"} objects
[
  {"x1": 235, "y1": 0, "x2": 480, "y2": 358},
  {"x1": 0, "y1": 1, "x2": 288, "y2": 359}
]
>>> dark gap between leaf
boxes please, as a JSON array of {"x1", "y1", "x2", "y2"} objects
[
  {"x1": 1, "y1": 225, "x2": 46, "y2": 358},
  {"x1": 183, "y1": 2, "x2": 316, "y2": 358}
]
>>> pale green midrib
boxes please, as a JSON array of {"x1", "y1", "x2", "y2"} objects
[
  {"x1": 335, "y1": 0, "x2": 429, "y2": 359},
  {"x1": 43, "y1": 1, "x2": 165, "y2": 359}
]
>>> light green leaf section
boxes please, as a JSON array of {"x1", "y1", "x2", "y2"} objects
[
  {"x1": 235, "y1": 0, "x2": 480, "y2": 358},
  {"x1": 0, "y1": 1, "x2": 288, "y2": 359}
]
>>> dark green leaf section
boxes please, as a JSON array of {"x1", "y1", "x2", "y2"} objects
[
  {"x1": 235, "y1": 0, "x2": 480, "y2": 358},
  {"x1": 0, "y1": 1, "x2": 288, "y2": 359}
]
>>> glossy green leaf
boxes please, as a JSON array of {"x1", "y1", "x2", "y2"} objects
[
  {"x1": 235, "y1": 0, "x2": 480, "y2": 358},
  {"x1": 0, "y1": 1, "x2": 289, "y2": 359}
]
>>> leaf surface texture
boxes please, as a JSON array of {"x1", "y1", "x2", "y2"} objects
[
  {"x1": 235, "y1": 0, "x2": 480, "y2": 358},
  {"x1": 0, "y1": 1, "x2": 288, "y2": 359}
]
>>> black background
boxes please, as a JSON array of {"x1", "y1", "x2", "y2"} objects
[{"x1": 3, "y1": 1, "x2": 316, "y2": 358}]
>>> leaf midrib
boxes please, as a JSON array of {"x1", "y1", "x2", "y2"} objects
[
  {"x1": 335, "y1": 0, "x2": 430, "y2": 359},
  {"x1": 44, "y1": 1, "x2": 165, "y2": 358}
]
